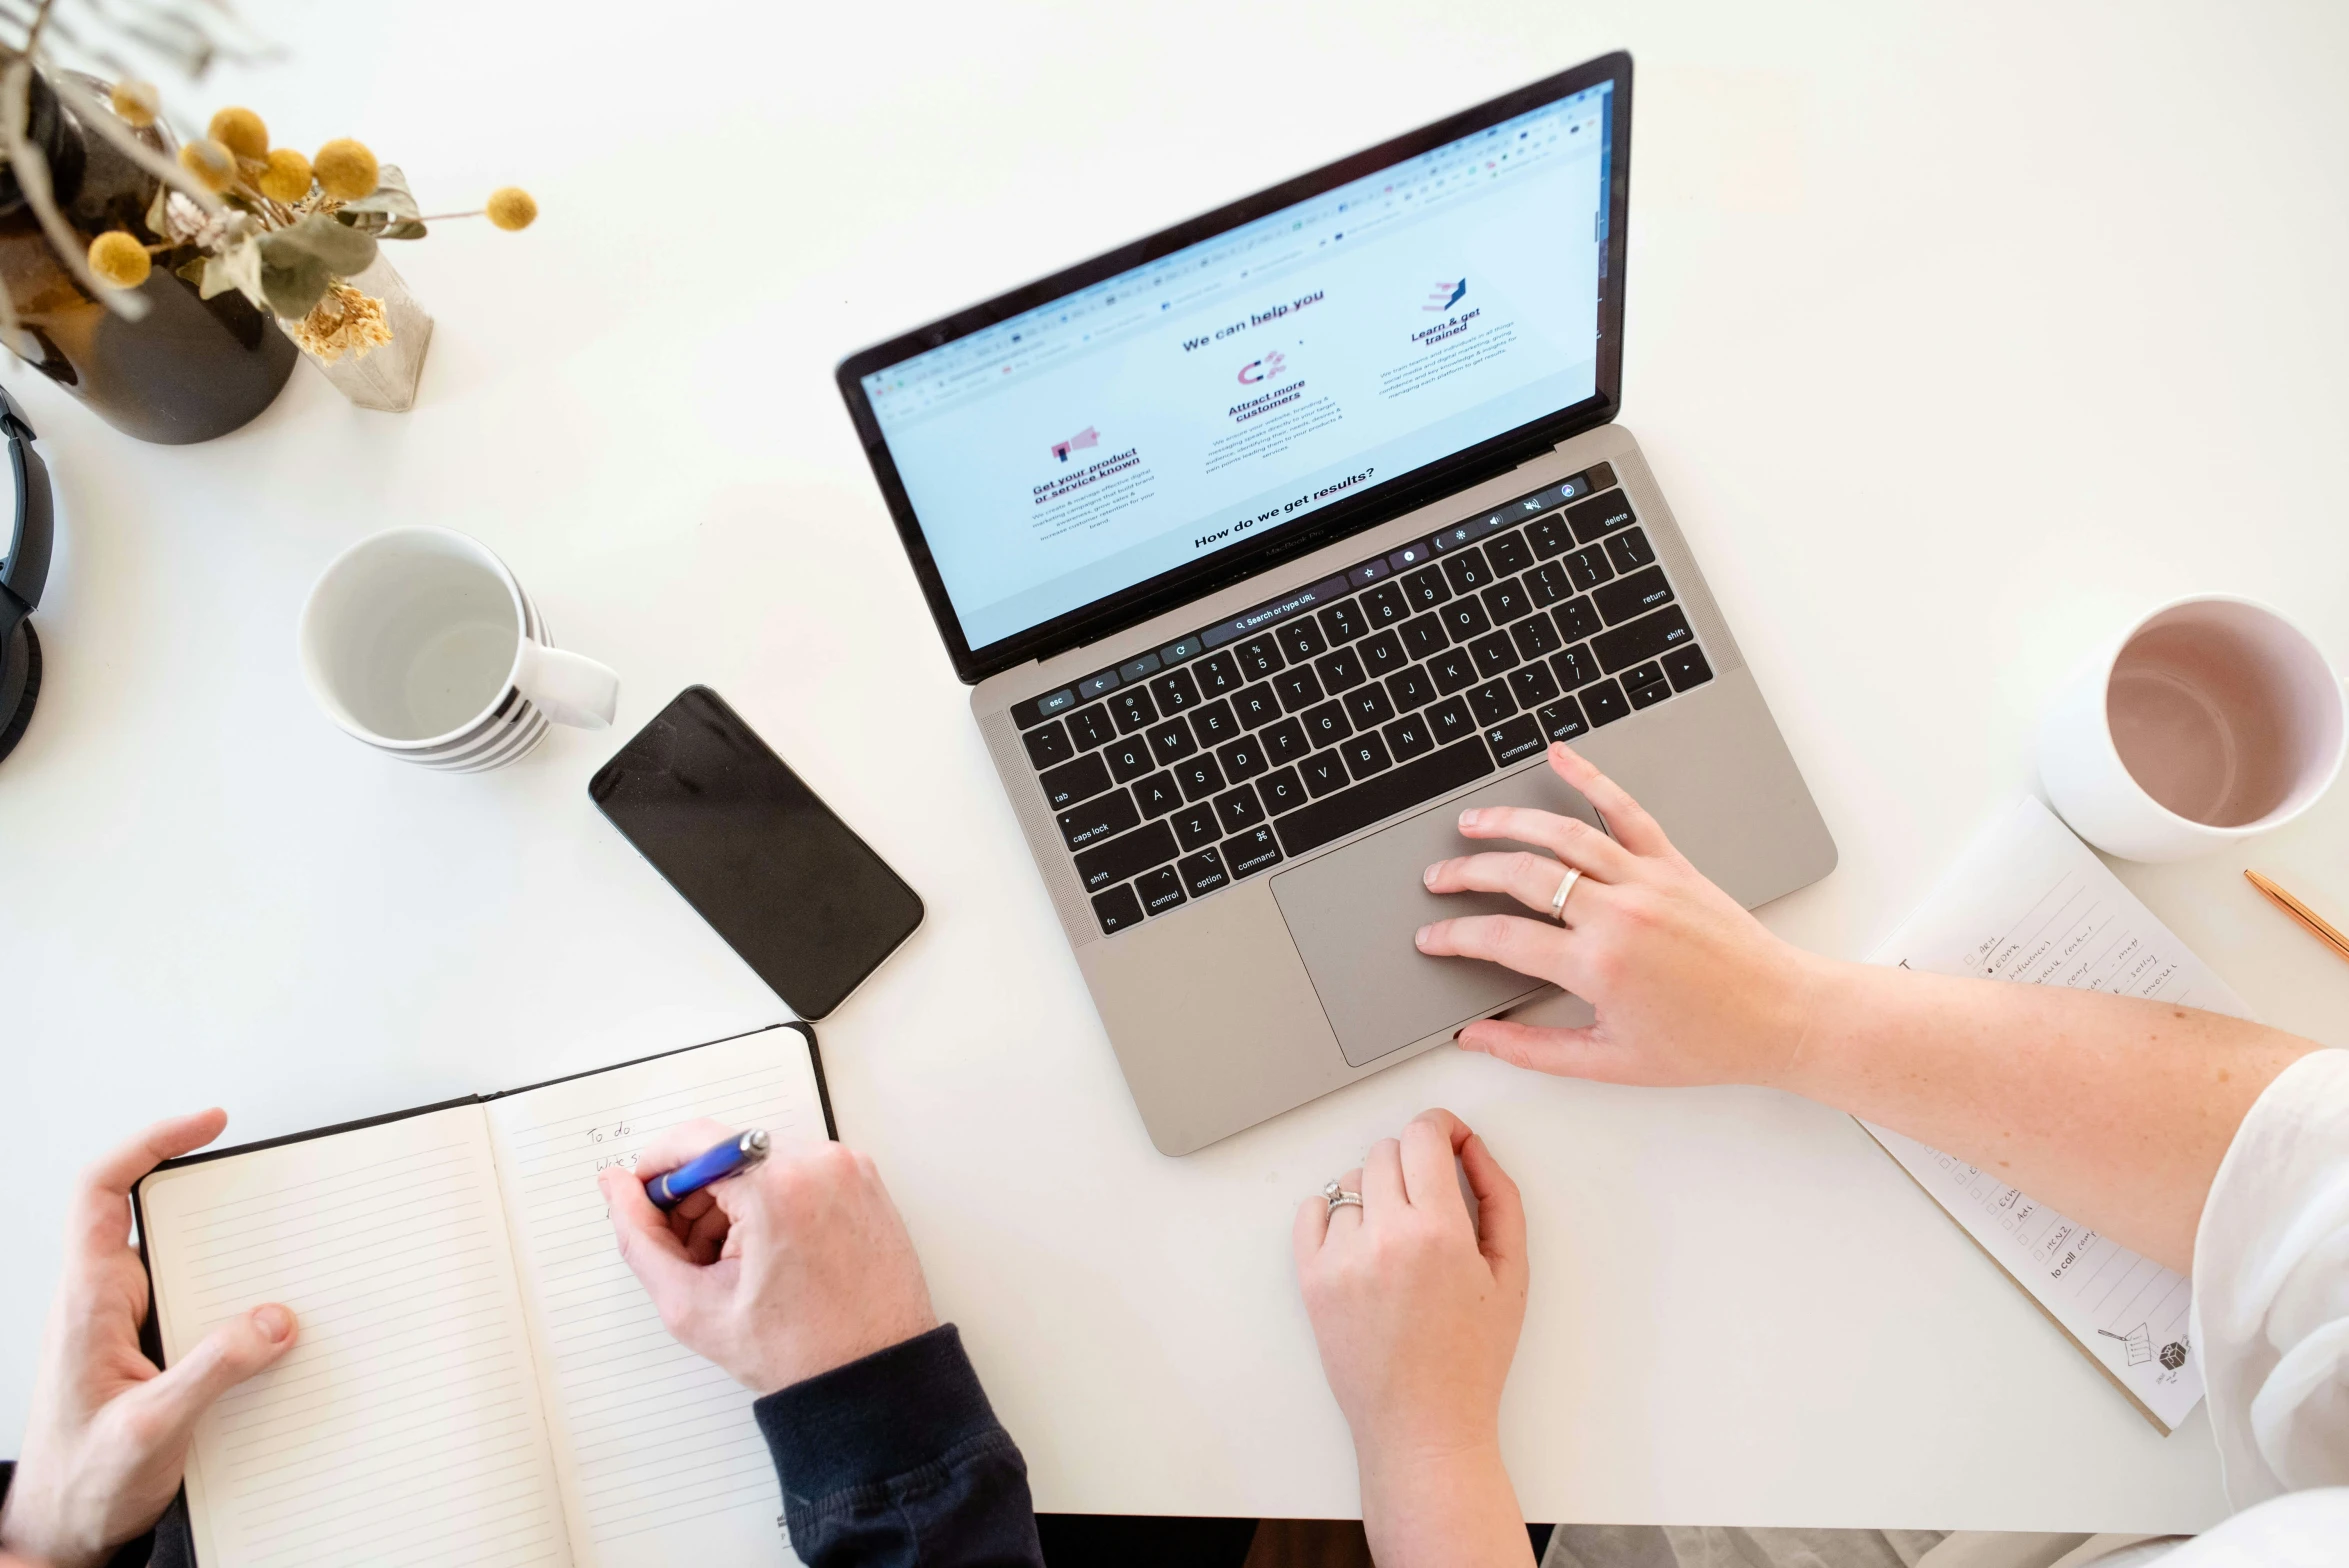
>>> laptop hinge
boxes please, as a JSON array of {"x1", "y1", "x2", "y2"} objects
[{"x1": 1055, "y1": 429, "x2": 1566, "y2": 659}]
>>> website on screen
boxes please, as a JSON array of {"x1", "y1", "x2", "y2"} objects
[{"x1": 864, "y1": 84, "x2": 1612, "y2": 652}]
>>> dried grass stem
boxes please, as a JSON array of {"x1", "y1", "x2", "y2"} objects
[{"x1": 0, "y1": 57, "x2": 145, "y2": 319}]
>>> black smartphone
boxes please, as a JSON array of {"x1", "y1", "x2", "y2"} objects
[{"x1": 589, "y1": 687, "x2": 924, "y2": 1019}]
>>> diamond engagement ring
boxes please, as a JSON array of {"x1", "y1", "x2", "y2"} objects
[
  {"x1": 1548, "y1": 865, "x2": 1583, "y2": 923},
  {"x1": 1321, "y1": 1179, "x2": 1363, "y2": 1212}
]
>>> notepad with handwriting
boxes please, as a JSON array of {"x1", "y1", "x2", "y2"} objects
[
  {"x1": 1867, "y1": 796, "x2": 2248, "y2": 1434},
  {"x1": 134, "y1": 1025, "x2": 828, "y2": 1568}
]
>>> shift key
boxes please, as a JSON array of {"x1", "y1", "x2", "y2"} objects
[
  {"x1": 1591, "y1": 605, "x2": 1694, "y2": 674},
  {"x1": 1072, "y1": 819, "x2": 1179, "y2": 893}
]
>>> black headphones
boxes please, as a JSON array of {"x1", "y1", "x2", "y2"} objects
[{"x1": 0, "y1": 383, "x2": 53, "y2": 765}]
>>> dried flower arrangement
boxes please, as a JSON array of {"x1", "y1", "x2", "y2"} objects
[
  {"x1": 0, "y1": 0, "x2": 533, "y2": 403},
  {"x1": 90, "y1": 92, "x2": 537, "y2": 349}
]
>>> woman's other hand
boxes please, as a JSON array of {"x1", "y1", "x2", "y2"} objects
[
  {"x1": 1418, "y1": 742, "x2": 1829, "y2": 1090},
  {"x1": 1293, "y1": 1109, "x2": 1534, "y2": 1567}
]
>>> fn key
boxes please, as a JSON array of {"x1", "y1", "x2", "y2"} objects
[{"x1": 1091, "y1": 884, "x2": 1144, "y2": 935}]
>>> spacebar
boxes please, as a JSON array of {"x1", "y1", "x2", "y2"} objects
[{"x1": 1274, "y1": 738, "x2": 1496, "y2": 859}]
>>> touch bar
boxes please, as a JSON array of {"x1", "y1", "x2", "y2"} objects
[{"x1": 1201, "y1": 575, "x2": 1351, "y2": 649}]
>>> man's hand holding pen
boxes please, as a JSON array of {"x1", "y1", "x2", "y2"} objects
[{"x1": 599, "y1": 1121, "x2": 939, "y2": 1396}]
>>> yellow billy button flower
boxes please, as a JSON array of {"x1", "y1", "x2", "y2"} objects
[
  {"x1": 484, "y1": 187, "x2": 537, "y2": 231},
  {"x1": 108, "y1": 80, "x2": 159, "y2": 128},
  {"x1": 178, "y1": 138, "x2": 236, "y2": 192},
  {"x1": 87, "y1": 231, "x2": 151, "y2": 289},
  {"x1": 208, "y1": 107, "x2": 268, "y2": 161},
  {"x1": 312, "y1": 138, "x2": 379, "y2": 202},
  {"x1": 257, "y1": 148, "x2": 313, "y2": 203}
]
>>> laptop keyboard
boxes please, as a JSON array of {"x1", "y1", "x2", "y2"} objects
[{"x1": 1009, "y1": 463, "x2": 1716, "y2": 937}]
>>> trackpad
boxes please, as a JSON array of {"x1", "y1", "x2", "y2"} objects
[{"x1": 1269, "y1": 767, "x2": 1606, "y2": 1067}]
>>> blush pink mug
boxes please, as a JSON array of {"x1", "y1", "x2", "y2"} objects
[{"x1": 2038, "y1": 595, "x2": 2347, "y2": 862}]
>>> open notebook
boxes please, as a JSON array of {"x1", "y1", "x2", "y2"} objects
[
  {"x1": 132, "y1": 1025, "x2": 830, "y2": 1568},
  {"x1": 1867, "y1": 796, "x2": 2248, "y2": 1434}
]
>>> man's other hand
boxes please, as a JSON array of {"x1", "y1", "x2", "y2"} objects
[{"x1": 0, "y1": 1111, "x2": 298, "y2": 1568}]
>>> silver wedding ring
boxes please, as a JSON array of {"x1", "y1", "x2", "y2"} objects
[
  {"x1": 1321, "y1": 1179, "x2": 1363, "y2": 1213},
  {"x1": 1548, "y1": 865, "x2": 1584, "y2": 923}
]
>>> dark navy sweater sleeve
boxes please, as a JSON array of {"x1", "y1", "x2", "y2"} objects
[{"x1": 752, "y1": 1323, "x2": 1044, "y2": 1568}]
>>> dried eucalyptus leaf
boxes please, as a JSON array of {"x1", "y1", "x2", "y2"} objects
[
  {"x1": 258, "y1": 250, "x2": 332, "y2": 318},
  {"x1": 336, "y1": 165, "x2": 421, "y2": 237},
  {"x1": 197, "y1": 238, "x2": 265, "y2": 309},
  {"x1": 338, "y1": 164, "x2": 418, "y2": 220},
  {"x1": 259, "y1": 211, "x2": 377, "y2": 277}
]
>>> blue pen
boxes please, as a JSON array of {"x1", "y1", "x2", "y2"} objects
[{"x1": 645, "y1": 1129, "x2": 770, "y2": 1210}]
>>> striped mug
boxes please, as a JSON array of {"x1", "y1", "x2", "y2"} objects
[{"x1": 299, "y1": 526, "x2": 619, "y2": 771}]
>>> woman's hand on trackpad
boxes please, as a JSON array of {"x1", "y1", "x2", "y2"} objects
[{"x1": 1415, "y1": 742, "x2": 1829, "y2": 1090}]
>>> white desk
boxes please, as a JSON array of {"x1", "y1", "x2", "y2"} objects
[{"x1": 4, "y1": 0, "x2": 2347, "y2": 1534}]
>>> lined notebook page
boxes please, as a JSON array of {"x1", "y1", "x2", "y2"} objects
[
  {"x1": 1867, "y1": 795, "x2": 2249, "y2": 1433},
  {"x1": 485, "y1": 1032, "x2": 825, "y2": 1568},
  {"x1": 140, "y1": 1105, "x2": 573, "y2": 1568}
]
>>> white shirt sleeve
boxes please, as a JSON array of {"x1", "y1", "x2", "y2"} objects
[
  {"x1": 2127, "y1": 1488, "x2": 2349, "y2": 1566},
  {"x1": 2189, "y1": 1048, "x2": 2349, "y2": 1507}
]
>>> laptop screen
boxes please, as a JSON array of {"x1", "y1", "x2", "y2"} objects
[{"x1": 845, "y1": 66, "x2": 1623, "y2": 674}]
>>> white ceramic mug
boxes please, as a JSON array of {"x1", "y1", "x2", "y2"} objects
[
  {"x1": 299, "y1": 526, "x2": 619, "y2": 772},
  {"x1": 2038, "y1": 594, "x2": 2346, "y2": 861}
]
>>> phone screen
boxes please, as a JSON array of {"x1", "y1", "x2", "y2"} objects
[{"x1": 589, "y1": 687, "x2": 923, "y2": 1019}]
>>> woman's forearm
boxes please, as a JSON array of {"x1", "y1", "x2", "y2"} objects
[
  {"x1": 1356, "y1": 1441, "x2": 1533, "y2": 1568},
  {"x1": 1775, "y1": 961, "x2": 2317, "y2": 1271}
]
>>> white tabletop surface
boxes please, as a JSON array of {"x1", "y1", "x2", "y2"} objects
[{"x1": 5, "y1": 0, "x2": 2348, "y2": 1535}]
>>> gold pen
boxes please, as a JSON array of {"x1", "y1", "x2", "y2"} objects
[{"x1": 2244, "y1": 870, "x2": 2349, "y2": 966}]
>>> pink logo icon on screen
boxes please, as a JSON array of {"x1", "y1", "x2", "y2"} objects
[
  {"x1": 1051, "y1": 426, "x2": 1100, "y2": 463},
  {"x1": 1237, "y1": 351, "x2": 1288, "y2": 386},
  {"x1": 1423, "y1": 279, "x2": 1468, "y2": 312}
]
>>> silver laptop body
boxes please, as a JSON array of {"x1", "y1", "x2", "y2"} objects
[{"x1": 839, "y1": 54, "x2": 1836, "y2": 1153}]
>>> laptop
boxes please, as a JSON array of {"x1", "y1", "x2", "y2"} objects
[{"x1": 836, "y1": 51, "x2": 1836, "y2": 1154}]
